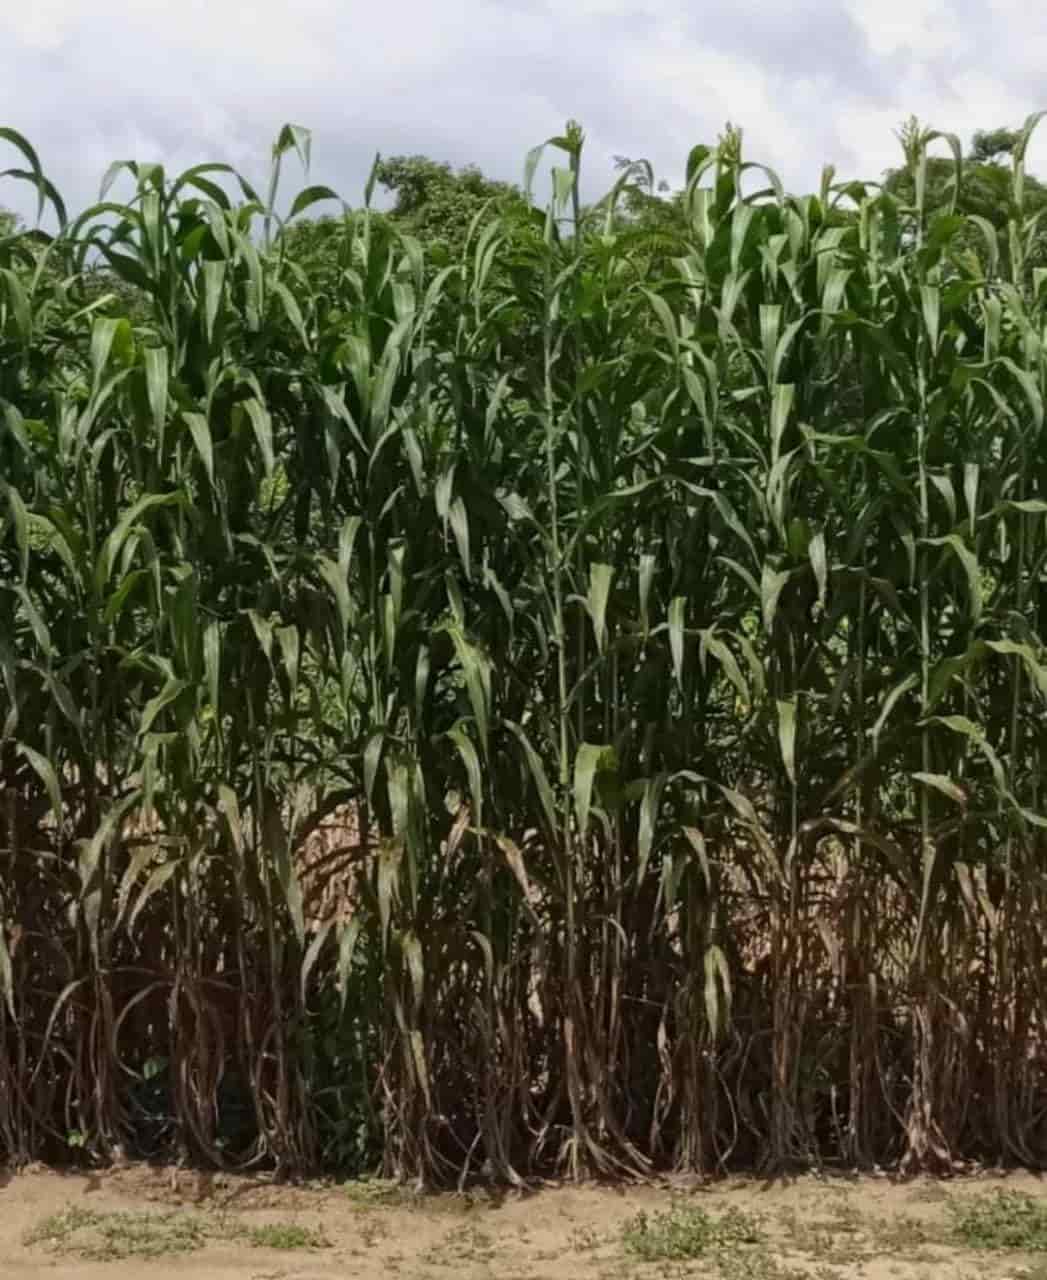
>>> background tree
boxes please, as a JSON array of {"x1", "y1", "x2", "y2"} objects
[
  {"x1": 970, "y1": 127, "x2": 1021, "y2": 164},
  {"x1": 374, "y1": 154, "x2": 525, "y2": 252},
  {"x1": 282, "y1": 152, "x2": 530, "y2": 282},
  {"x1": 885, "y1": 118, "x2": 1047, "y2": 271}
]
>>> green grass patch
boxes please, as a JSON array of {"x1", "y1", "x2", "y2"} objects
[
  {"x1": 244, "y1": 1221, "x2": 331, "y2": 1250},
  {"x1": 622, "y1": 1201, "x2": 763, "y2": 1261},
  {"x1": 23, "y1": 1206, "x2": 331, "y2": 1261},
  {"x1": 343, "y1": 1175, "x2": 413, "y2": 1207},
  {"x1": 951, "y1": 1190, "x2": 1047, "y2": 1251},
  {"x1": 23, "y1": 1207, "x2": 207, "y2": 1261}
]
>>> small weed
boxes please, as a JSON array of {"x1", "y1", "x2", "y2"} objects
[
  {"x1": 424, "y1": 1223, "x2": 495, "y2": 1267},
  {"x1": 23, "y1": 1207, "x2": 97, "y2": 1249},
  {"x1": 869, "y1": 1210, "x2": 934, "y2": 1254},
  {"x1": 358, "y1": 1214, "x2": 389, "y2": 1247},
  {"x1": 951, "y1": 1190, "x2": 1047, "y2": 1251},
  {"x1": 715, "y1": 1247, "x2": 811, "y2": 1280},
  {"x1": 775, "y1": 1206, "x2": 862, "y2": 1266},
  {"x1": 826, "y1": 1199, "x2": 862, "y2": 1233},
  {"x1": 24, "y1": 1207, "x2": 330, "y2": 1260},
  {"x1": 570, "y1": 1223, "x2": 602, "y2": 1252},
  {"x1": 23, "y1": 1207, "x2": 205, "y2": 1260},
  {"x1": 775, "y1": 1200, "x2": 936, "y2": 1267},
  {"x1": 459, "y1": 1224, "x2": 495, "y2": 1260},
  {"x1": 244, "y1": 1221, "x2": 330, "y2": 1250},
  {"x1": 343, "y1": 1175, "x2": 486, "y2": 1216},
  {"x1": 344, "y1": 1176, "x2": 410, "y2": 1207},
  {"x1": 622, "y1": 1201, "x2": 763, "y2": 1261}
]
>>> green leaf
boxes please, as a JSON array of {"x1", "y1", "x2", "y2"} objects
[
  {"x1": 143, "y1": 346, "x2": 168, "y2": 449},
  {"x1": 638, "y1": 773, "x2": 667, "y2": 883},
  {"x1": 300, "y1": 920, "x2": 334, "y2": 1004},
  {"x1": 318, "y1": 555, "x2": 351, "y2": 637},
  {"x1": 273, "y1": 280, "x2": 309, "y2": 350},
  {"x1": 102, "y1": 569, "x2": 146, "y2": 625},
  {"x1": 243, "y1": 398, "x2": 274, "y2": 475},
  {"x1": 16, "y1": 742, "x2": 61, "y2": 824},
  {"x1": 668, "y1": 596, "x2": 686, "y2": 688},
  {"x1": 449, "y1": 497, "x2": 471, "y2": 581},
  {"x1": 115, "y1": 843, "x2": 161, "y2": 929},
  {"x1": 770, "y1": 382, "x2": 795, "y2": 457},
  {"x1": 933, "y1": 713, "x2": 984, "y2": 740},
  {"x1": 986, "y1": 639, "x2": 1047, "y2": 698},
  {"x1": 0, "y1": 922, "x2": 14, "y2": 1017},
  {"x1": 89, "y1": 316, "x2": 127, "y2": 386},
  {"x1": 573, "y1": 743, "x2": 614, "y2": 842},
  {"x1": 587, "y1": 563, "x2": 614, "y2": 656},
  {"x1": 1000, "y1": 358, "x2": 1044, "y2": 432},
  {"x1": 1, "y1": 481, "x2": 28, "y2": 582},
  {"x1": 923, "y1": 533, "x2": 982, "y2": 623},
  {"x1": 246, "y1": 608, "x2": 274, "y2": 663},
  {"x1": 217, "y1": 785, "x2": 244, "y2": 854},
  {"x1": 760, "y1": 565, "x2": 791, "y2": 634},
  {"x1": 777, "y1": 698, "x2": 797, "y2": 786},
  {"x1": 364, "y1": 732, "x2": 384, "y2": 806},
  {"x1": 700, "y1": 630, "x2": 749, "y2": 708},
  {"x1": 445, "y1": 626, "x2": 489, "y2": 754},
  {"x1": 402, "y1": 930, "x2": 425, "y2": 1012},
  {"x1": 0, "y1": 267, "x2": 30, "y2": 341},
  {"x1": 96, "y1": 490, "x2": 183, "y2": 590},
  {"x1": 703, "y1": 944, "x2": 732, "y2": 1039},
  {"x1": 274, "y1": 122, "x2": 312, "y2": 172},
  {"x1": 276, "y1": 624, "x2": 300, "y2": 704},
  {"x1": 204, "y1": 620, "x2": 221, "y2": 720},
  {"x1": 643, "y1": 288, "x2": 679, "y2": 361},
  {"x1": 266, "y1": 802, "x2": 305, "y2": 947},
  {"x1": 871, "y1": 673, "x2": 919, "y2": 752},
  {"x1": 920, "y1": 284, "x2": 940, "y2": 353},
  {"x1": 448, "y1": 723, "x2": 483, "y2": 827},
  {"x1": 183, "y1": 412, "x2": 214, "y2": 488},
  {"x1": 289, "y1": 184, "x2": 340, "y2": 219},
  {"x1": 201, "y1": 260, "x2": 226, "y2": 342},
  {"x1": 913, "y1": 771, "x2": 967, "y2": 807},
  {"x1": 129, "y1": 862, "x2": 178, "y2": 935},
  {"x1": 638, "y1": 554, "x2": 656, "y2": 635},
  {"x1": 336, "y1": 918, "x2": 362, "y2": 1012},
  {"x1": 139, "y1": 677, "x2": 189, "y2": 736},
  {"x1": 1003, "y1": 499, "x2": 1047, "y2": 515},
  {"x1": 504, "y1": 720, "x2": 558, "y2": 836},
  {"x1": 0, "y1": 125, "x2": 55, "y2": 222},
  {"x1": 808, "y1": 531, "x2": 827, "y2": 610}
]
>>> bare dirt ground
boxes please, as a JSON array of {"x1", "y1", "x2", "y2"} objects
[{"x1": 1, "y1": 1162, "x2": 1045, "y2": 1280}]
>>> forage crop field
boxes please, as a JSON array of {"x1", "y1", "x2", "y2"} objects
[{"x1": 1, "y1": 115, "x2": 1047, "y2": 1186}]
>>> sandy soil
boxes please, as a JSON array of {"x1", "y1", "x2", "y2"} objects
[{"x1": 1, "y1": 1162, "x2": 1044, "y2": 1279}]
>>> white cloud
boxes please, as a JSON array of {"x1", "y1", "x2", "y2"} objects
[
  {"x1": 843, "y1": 0, "x2": 968, "y2": 60},
  {"x1": 0, "y1": 0, "x2": 1044, "y2": 224}
]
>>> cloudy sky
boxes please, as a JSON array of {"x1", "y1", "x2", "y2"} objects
[{"x1": 1, "y1": 0, "x2": 1045, "y2": 222}]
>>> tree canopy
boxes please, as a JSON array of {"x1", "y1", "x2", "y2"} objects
[{"x1": 883, "y1": 118, "x2": 1047, "y2": 270}]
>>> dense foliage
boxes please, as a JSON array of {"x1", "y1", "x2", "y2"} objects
[{"x1": 2, "y1": 113, "x2": 1047, "y2": 1184}]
